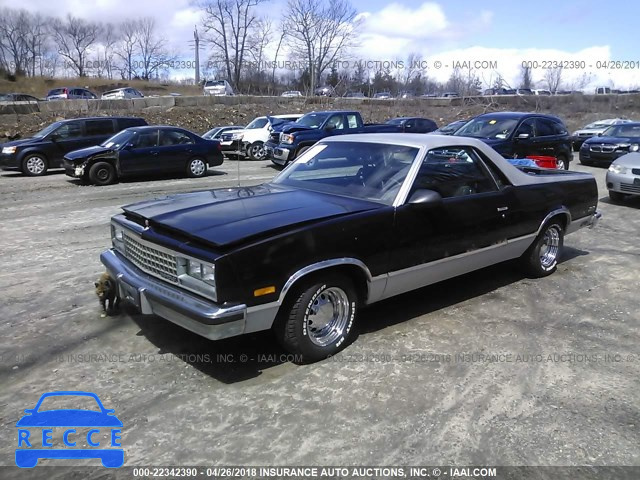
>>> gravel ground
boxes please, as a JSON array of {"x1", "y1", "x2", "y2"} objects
[{"x1": 0, "y1": 155, "x2": 638, "y2": 478}]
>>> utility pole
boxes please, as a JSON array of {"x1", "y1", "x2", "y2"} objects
[{"x1": 194, "y1": 26, "x2": 200, "y2": 85}]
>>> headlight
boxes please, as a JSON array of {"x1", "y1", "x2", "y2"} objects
[
  {"x1": 630, "y1": 144, "x2": 639, "y2": 152},
  {"x1": 281, "y1": 133, "x2": 295, "y2": 144},
  {"x1": 608, "y1": 164, "x2": 628, "y2": 174},
  {"x1": 2, "y1": 146, "x2": 16, "y2": 154},
  {"x1": 186, "y1": 260, "x2": 216, "y2": 287},
  {"x1": 231, "y1": 133, "x2": 244, "y2": 140},
  {"x1": 111, "y1": 223, "x2": 125, "y2": 251}
]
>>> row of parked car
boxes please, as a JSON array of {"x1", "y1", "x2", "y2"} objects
[
  {"x1": 0, "y1": 87, "x2": 146, "y2": 102},
  {"x1": 0, "y1": 117, "x2": 224, "y2": 185}
]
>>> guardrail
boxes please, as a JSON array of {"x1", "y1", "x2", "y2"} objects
[{"x1": 0, "y1": 93, "x2": 638, "y2": 115}]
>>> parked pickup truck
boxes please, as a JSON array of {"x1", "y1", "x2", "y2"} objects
[
  {"x1": 101, "y1": 133, "x2": 600, "y2": 363},
  {"x1": 264, "y1": 111, "x2": 436, "y2": 166}
]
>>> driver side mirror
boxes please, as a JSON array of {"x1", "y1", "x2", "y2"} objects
[
  {"x1": 516, "y1": 133, "x2": 530, "y2": 139},
  {"x1": 123, "y1": 143, "x2": 135, "y2": 150},
  {"x1": 407, "y1": 189, "x2": 442, "y2": 206},
  {"x1": 597, "y1": 132, "x2": 603, "y2": 136},
  {"x1": 324, "y1": 123, "x2": 336, "y2": 131},
  {"x1": 49, "y1": 133, "x2": 60, "y2": 141}
]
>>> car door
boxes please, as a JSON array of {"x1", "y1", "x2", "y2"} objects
[
  {"x1": 46, "y1": 121, "x2": 85, "y2": 166},
  {"x1": 118, "y1": 129, "x2": 160, "y2": 175},
  {"x1": 511, "y1": 118, "x2": 537, "y2": 158},
  {"x1": 157, "y1": 129, "x2": 196, "y2": 172},
  {"x1": 385, "y1": 145, "x2": 514, "y2": 298},
  {"x1": 534, "y1": 117, "x2": 564, "y2": 158}
]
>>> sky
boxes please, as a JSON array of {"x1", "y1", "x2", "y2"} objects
[{"x1": 9, "y1": 0, "x2": 640, "y2": 89}]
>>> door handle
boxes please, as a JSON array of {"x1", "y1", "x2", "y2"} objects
[
  {"x1": 497, "y1": 206, "x2": 509, "y2": 212},
  {"x1": 150, "y1": 151, "x2": 158, "y2": 155}
]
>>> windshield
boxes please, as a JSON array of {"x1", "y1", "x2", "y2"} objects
[
  {"x1": 202, "y1": 127, "x2": 221, "y2": 139},
  {"x1": 246, "y1": 117, "x2": 268, "y2": 129},
  {"x1": 205, "y1": 81, "x2": 225, "y2": 87},
  {"x1": 602, "y1": 125, "x2": 640, "y2": 138},
  {"x1": 33, "y1": 122, "x2": 62, "y2": 138},
  {"x1": 273, "y1": 141, "x2": 420, "y2": 205},
  {"x1": 101, "y1": 130, "x2": 135, "y2": 149},
  {"x1": 296, "y1": 113, "x2": 330, "y2": 128},
  {"x1": 454, "y1": 117, "x2": 519, "y2": 139}
]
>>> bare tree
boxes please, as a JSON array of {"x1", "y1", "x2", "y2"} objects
[
  {"x1": 201, "y1": 0, "x2": 267, "y2": 89},
  {"x1": 284, "y1": 0, "x2": 361, "y2": 93},
  {"x1": 270, "y1": 21, "x2": 288, "y2": 87},
  {"x1": 402, "y1": 52, "x2": 427, "y2": 88},
  {"x1": 520, "y1": 65, "x2": 532, "y2": 89},
  {"x1": 52, "y1": 14, "x2": 102, "y2": 76},
  {"x1": 136, "y1": 18, "x2": 173, "y2": 80},
  {"x1": 115, "y1": 20, "x2": 140, "y2": 80},
  {"x1": 544, "y1": 67, "x2": 563, "y2": 93},
  {"x1": 0, "y1": 8, "x2": 30, "y2": 75}
]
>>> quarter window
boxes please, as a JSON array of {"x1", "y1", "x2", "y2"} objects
[{"x1": 410, "y1": 147, "x2": 498, "y2": 199}]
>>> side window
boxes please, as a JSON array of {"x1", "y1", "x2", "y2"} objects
[
  {"x1": 132, "y1": 130, "x2": 159, "y2": 148},
  {"x1": 160, "y1": 130, "x2": 194, "y2": 146},
  {"x1": 55, "y1": 122, "x2": 83, "y2": 139},
  {"x1": 473, "y1": 148, "x2": 509, "y2": 188},
  {"x1": 514, "y1": 119, "x2": 536, "y2": 137},
  {"x1": 346, "y1": 114, "x2": 359, "y2": 129},
  {"x1": 535, "y1": 119, "x2": 555, "y2": 137},
  {"x1": 411, "y1": 147, "x2": 498, "y2": 199},
  {"x1": 85, "y1": 120, "x2": 115, "y2": 136},
  {"x1": 552, "y1": 120, "x2": 567, "y2": 135},
  {"x1": 326, "y1": 115, "x2": 345, "y2": 130}
]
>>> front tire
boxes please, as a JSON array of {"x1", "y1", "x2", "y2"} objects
[
  {"x1": 22, "y1": 153, "x2": 48, "y2": 176},
  {"x1": 556, "y1": 155, "x2": 569, "y2": 170},
  {"x1": 275, "y1": 275, "x2": 358, "y2": 363},
  {"x1": 609, "y1": 190, "x2": 625, "y2": 203},
  {"x1": 521, "y1": 220, "x2": 564, "y2": 277},
  {"x1": 187, "y1": 157, "x2": 207, "y2": 178},
  {"x1": 89, "y1": 162, "x2": 116, "y2": 186},
  {"x1": 247, "y1": 141, "x2": 266, "y2": 161}
]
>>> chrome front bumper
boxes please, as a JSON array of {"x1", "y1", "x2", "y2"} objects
[
  {"x1": 267, "y1": 146, "x2": 291, "y2": 165},
  {"x1": 100, "y1": 249, "x2": 247, "y2": 340}
]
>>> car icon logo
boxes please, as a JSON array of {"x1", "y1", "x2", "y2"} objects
[{"x1": 15, "y1": 391, "x2": 123, "y2": 468}]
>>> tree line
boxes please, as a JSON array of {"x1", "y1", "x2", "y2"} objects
[{"x1": 1, "y1": 1, "x2": 579, "y2": 95}]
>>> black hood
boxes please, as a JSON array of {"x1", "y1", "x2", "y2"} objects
[
  {"x1": 584, "y1": 135, "x2": 640, "y2": 145},
  {"x1": 64, "y1": 145, "x2": 115, "y2": 162},
  {"x1": 122, "y1": 184, "x2": 381, "y2": 248},
  {"x1": 1, "y1": 137, "x2": 37, "y2": 147}
]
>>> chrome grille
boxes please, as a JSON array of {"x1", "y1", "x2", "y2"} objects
[
  {"x1": 590, "y1": 144, "x2": 616, "y2": 153},
  {"x1": 269, "y1": 132, "x2": 280, "y2": 143},
  {"x1": 620, "y1": 182, "x2": 640, "y2": 194},
  {"x1": 123, "y1": 234, "x2": 178, "y2": 283}
]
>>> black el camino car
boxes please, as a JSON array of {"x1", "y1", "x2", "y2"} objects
[
  {"x1": 101, "y1": 134, "x2": 600, "y2": 363},
  {"x1": 64, "y1": 126, "x2": 223, "y2": 185}
]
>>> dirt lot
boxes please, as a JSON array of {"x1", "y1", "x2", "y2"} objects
[{"x1": 0, "y1": 154, "x2": 638, "y2": 477}]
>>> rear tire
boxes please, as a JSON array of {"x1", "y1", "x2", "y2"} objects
[
  {"x1": 22, "y1": 153, "x2": 48, "y2": 176},
  {"x1": 609, "y1": 190, "x2": 625, "y2": 203},
  {"x1": 521, "y1": 220, "x2": 564, "y2": 277},
  {"x1": 274, "y1": 274, "x2": 358, "y2": 363},
  {"x1": 88, "y1": 162, "x2": 116, "y2": 186},
  {"x1": 187, "y1": 157, "x2": 207, "y2": 178}
]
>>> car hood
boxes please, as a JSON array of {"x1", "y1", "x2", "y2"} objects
[
  {"x1": 16, "y1": 410, "x2": 123, "y2": 427},
  {"x1": 584, "y1": 135, "x2": 639, "y2": 145},
  {"x1": 64, "y1": 145, "x2": 115, "y2": 162},
  {"x1": 2, "y1": 137, "x2": 37, "y2": 147},
  {"x1": 278, "y1": 124, "x2": 316, "y2": 134},
  {"x1": 122, "y1": 184, "x2": 382, "y2": 248},
  {"x1": 611, "y1": 152, "x2": 640, "y2": 167},
  {"x1": 575, "y1": 128, "x2": 606, "y2": 134}
]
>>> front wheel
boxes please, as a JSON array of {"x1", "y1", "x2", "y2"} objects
[
  {"x1": 89, "y1": 162, "x2": 116, "y2": 186},
  {"x1": 247, "y1": 141, "x2": 266, "y2": 161},
  {"x1": 521, "y1": 221, "x2": 564, "y2": 277},
  {"x1": 275, "y1": 275, "x2": 358, "y2": 363},
  {"x1": 22, "y1": 154, "x2": 48, "y2": 176},
  {"x1": 556, "y1": 155, "x2": 569, "y2": 170},
  {"x1": 187, "y1": 158, "x2": 207, "y2": 178}
]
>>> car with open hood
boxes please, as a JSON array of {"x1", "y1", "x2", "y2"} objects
[{"x1": 100, "y1": 133, "x2": 600, "y2": 363}]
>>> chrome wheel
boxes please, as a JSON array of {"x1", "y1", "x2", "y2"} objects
[
  {"x1": 306, "y1": 287, "x2": 350, "y2": 347},
  {"x1": 250, "y1": 143, "x2": 265, "y2": 160},
  {"x1": 540, "y1": 225, "x2": 561, "y2": 269},
  {"x1": 189, "y1": 159, "x2": 206, "y2": 177},
  {"x1": 556, "y1": 157, "x2": 567, "y2": 170},
  {"x1": 25, "y1": 156, "x2": 46, "y2": 175}
]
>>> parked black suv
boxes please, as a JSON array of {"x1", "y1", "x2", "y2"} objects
[
  {"x1": 453, "y1": 112, "x2": 573, "y2": 169},
  {"x1": 0, "y1": 117, "x2": 147, "y2": 176}
]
